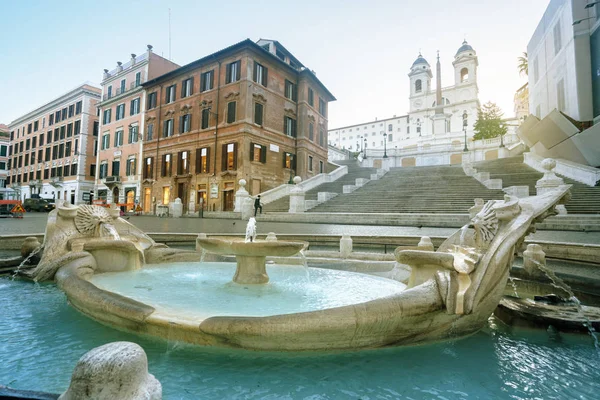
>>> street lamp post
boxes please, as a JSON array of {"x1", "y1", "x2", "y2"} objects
[
  {"x1": 462, "y1": 112, "x2": 469, "y2": 152},
  {"x1": 364, "y1": 138, "x2": 368, "y2": 159},
  {"x1": 360, "y1": 136, "x2": 363, "y2": 154},
  {"x1": 384, "y1": 133, "x2": 388, "y2": 158}
]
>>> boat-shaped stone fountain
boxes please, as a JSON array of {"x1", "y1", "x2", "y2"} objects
[{"x1": 26, "y1": 184, "x2": 571, "y2": 351}]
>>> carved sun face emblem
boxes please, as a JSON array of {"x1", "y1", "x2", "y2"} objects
[
  {"x1": 471, "y1": 201, "x2": 498, "y2": 248},
  {"x1": 75, "y1": 205, "x2": 113, "y2": 235}
]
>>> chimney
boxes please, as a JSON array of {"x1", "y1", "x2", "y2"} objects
[
  {"x1": 103, "y1": 69, "x2": 109, "y2": 80},
  {"x1": 116, "y1": 61, "x2": 123, "y2": 73},
  {"x1": 131, "y1": 53, "x2": 137, "y2": 66},
  {"x1": 147, "y1": 44, "x2": 153, "y2": 54}
]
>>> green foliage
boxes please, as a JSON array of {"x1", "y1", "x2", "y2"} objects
[
  {"x1": 517, "y1": 52, "x2": 528, "y2": 76},
  {"x1": 473, "y1": 102, "x2": 508, "y2": 140}
]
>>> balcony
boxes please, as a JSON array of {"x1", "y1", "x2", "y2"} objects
[
  {"x1": 28, "y1": 179, "x2": 42, "y2": 188},
  {"x1": 50, "y1": 177, "x2": 64, "y2": 187},
  {"x1": 103, "y1": 175, "x2": 121, "y2": 187},
  {"x1": 102, "y1": 77, "x2": 146, "y2": 101}
]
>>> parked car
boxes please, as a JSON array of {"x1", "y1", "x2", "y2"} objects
[{"x1": 23, "y1": 198, "x2": 55, "y2": 212}]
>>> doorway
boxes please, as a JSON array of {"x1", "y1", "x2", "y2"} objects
[
  {"x1": 177, "y1": 183, "x2": 187, "y2": 213},
  {"x1": 144, "y1": 188, "x2": 151, "y2": 213},
  {"x1": 126, "y1": 190, "x2": 135, "y2": 211},
  {"x1": 112, "y1": 187, "x2": 120, "y2": 205},
  {"x1": 223, "y1": 182, "x2": 234, "y2": 211}
]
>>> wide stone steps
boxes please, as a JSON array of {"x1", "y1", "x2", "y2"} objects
[
  {"x1": 473, "y1": 156, "x2": 600, "y2": 214},
  {"x1": 264, "y1": 161, "x2": 378, "y2": 212}
]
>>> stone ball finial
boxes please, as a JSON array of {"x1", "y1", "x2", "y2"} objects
[
  {"x1": 293, "y1": 176, "x2": 302, "y2": 185},
  {"x1": 239, "y1": 179, "x2": 247, "y2": 187},
  {"x1": 59, "y1": 342, "x2": 162, "y2": 400},
  {"x1": 541, "y1": 158, "x2": 556, "y2": 171}
]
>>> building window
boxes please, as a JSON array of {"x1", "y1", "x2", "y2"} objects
[
  {"x1": 250, "y1": 143, "x2": 267, "y2": 163},
  {"x1": 319, "y1": 97, "x2": 327, "y2": 116},
  {"x1": 283, "y1": 152, "x2": 295, "y2": 169},
  {"x1": 253, "y1": 62, "x2": 268, "y2": 87},
  {"x1": 34, "y1": 121, "x2": 39, "y2": 132},
  {"x1": 67, "y1": 123, "x2": 73, "y2": 138},
  {"x1": 147, "y1": 92, "x2": 157, "y2": 109},
  {"x1": 147, "y1": 123, "x2": 154, "y2": 141},
  {"x1": 130, "y1": 98, "x2": 140, "y2": 115},
  {"x1": 227, "y1": 101, "x2": 236, "y2": 124},
  {"x1": 319, "y1": 160, "x2": 324, "y2": 173},
  {"x1": 114, "y1": 130, "x2": 123, "y2": 147},
  {"x1": 128, "y1": 125, "x2": 139, "y2": 143},
  {"x1": 165, "y1": 84, "x2": 176, "y2": 103},
  {"x1": 319, "y1": 129, "x2": 324, "y2": 147},
  {"x1": 68, "y1": 105, "x2": 74, "y2": 118},
  {"x1": 221, "y1": 142, "x2": 237, "y2": 171},
  {"x1": 182, "y1": 77, "x2": 194, "y2": 97},
  {"x1": 161, "y1": 154, "x2": 172, "y2": 177},
  {"x1": 308, "y1": 88, "x2": 314, "y2": 107},
  {"x1": 65, "y1": 141, "x2": 71, "y2": 156},
  {"x1": 460, "y1": 68, "x2": 469, "y2": 82},
  {"x1": 388, "y1": 134, "x2": 393, "y2": 141},
  {"x1": 99, "y1": 163, "x2": 108, "y2": 179},
  {"x1": 557, "y1": 79, "x2": 566, "y2": 112},
  {"x1": 177, "y1": 151, "x2": 190, "y2": 175},
  {"x1": 308, "y1": 155, "x2": 313, "y2": 172},
  {"x1": 116, "y1": 104, "x2": 125, "y2": 121},
  {"x1": 126, "y1": 157, "x2": 137, "y2": 176},
  {"x1": 284, "y1": 116, "x2": 296, "y2": 137},
  {"x1": 201, "y1": 109, "x2": 210, "y2": 129},
  {"x1": 226, "y1": 60, "x2": 241, "y2": 84},
  {"x1": 163, "y1": 119, "x2": 174, "y2": 137},
  {"x1": 135, "y1": 72, "x2": 142, "y2": 87},
  {"x1": 112, "y1": 160, "x2": 120, "y2": 176},
  {"x1": 285, "y1": 80, "x2": 297, "y2": 101},
  {"x1": 103, "y1": 109, "x2": 112, "y2": 124},
  {"x1": 309, "y1": 123, "x2": 314, "y2": 141},
  {"x1": 415, "y1": 79, "x2": 422, "y2": 92},
  {"x1": 554, "y1": 21, "x2": 562, "y2": 55},
  {"x1": 195, "y1": 147, "x2": 210, "y2": 174},
  {"x1": 254, "y1": 103, "x2": 264, "y2": 125},
  {"x1": 60, "y1": 126, "x2": 65, "y2": 139},
  {"x1": 201, "y1": 70, "x2": 214, "y2": 92},
  {"x1": 90, "y1": 164, "x2": 96, "y2": 177},
  {"x1": 180, "y1": 114, "x2": 192, "y2": 133},
  {"x1": 388, "y1": 124, "x2": 393, "y2": 132},
  {"x1": 49, "y1": 114, "x2": 54, "y2": 126},
  {"x1": 74, "y1": 120, "x2": 81, "y2": 135},
  {"x1": 143, "y1": 157, "x2": 154, "y2": 179},
  {"x1": 61, "y1": 108, "x2": 67, "y2": 120},
  {"x1": 93, "y1": 121, "x2": 99, "y2": 136}
]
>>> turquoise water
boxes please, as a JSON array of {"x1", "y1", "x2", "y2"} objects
[
  {"x1": 89, "y1": 262, "x2": 407, "y2": 318},
  {"x1": 1, "y1": 277, "x2": 599, "y2": 399}
]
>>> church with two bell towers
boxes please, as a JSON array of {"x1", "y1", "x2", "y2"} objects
[{"x1": 407, "y1": 40, "x2": 480, "y2": 140}]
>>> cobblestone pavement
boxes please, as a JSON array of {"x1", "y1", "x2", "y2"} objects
[{"x1": 1, "y1": 212, "x2": 600, "y2": 244}]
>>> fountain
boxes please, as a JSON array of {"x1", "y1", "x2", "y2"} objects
[{"x1": 18, "y1": 184, "x2": 573, "y2": 352}]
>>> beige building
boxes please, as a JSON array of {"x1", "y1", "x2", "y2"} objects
[
  {"x1": 95, "y1": 45, "x2": 179, "y2": 208},
  {"x1": 0, "y1": 124, "x2": 9, "y2": 199},
  {"x1": 7, "y1": 84, "x2": 101, "y2": 204}
]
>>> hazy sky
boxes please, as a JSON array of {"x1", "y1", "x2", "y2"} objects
[{"x1": 0, "y1": 0, "x2": 548, "y2": 129}]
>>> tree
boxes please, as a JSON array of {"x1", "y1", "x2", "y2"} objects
[
  {"x1": 517, "y1": 52, "x2": 528, "y2": 76},
  {"x1": 473, "y1": 102, "x2": 508, "y2": 140}
]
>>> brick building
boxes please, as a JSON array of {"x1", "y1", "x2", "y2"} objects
[
  {"x1": 7, "y1": 84, "x2": 101, "y2": 204},
  {"x1": 95, "y1": 46, "x2": 179, "y2": 208},
  {"x1": 0, "y1": 124, "x2": 9, "y2": 199},
  {"x1": 141, "y1": 39, "x2": 335, "y2": 213}
]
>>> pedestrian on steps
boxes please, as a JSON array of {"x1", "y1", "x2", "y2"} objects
[{"x1": 254, "y1": 195, "x2": 263, "y2": 216}]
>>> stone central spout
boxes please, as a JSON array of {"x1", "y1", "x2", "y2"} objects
[{"x1": 196, "y1": 238, "x2": 304, "y2": 284}]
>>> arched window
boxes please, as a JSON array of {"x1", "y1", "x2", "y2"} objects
[
  {"x1": 415, "y1": 79, "x2": 422, "y2": 93},
  {"x1": 460, "y1": 68, "x2": 469, "y2": 82}
]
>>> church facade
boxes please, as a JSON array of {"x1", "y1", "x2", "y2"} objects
[{"x1": 329, "y1": 41, "x2": 498, "y2": 166}]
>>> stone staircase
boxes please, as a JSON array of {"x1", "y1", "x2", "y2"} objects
[
  {"x1": 473, "y1": 156, "x2": 600, "y2": 214},
  {"x1": 307, "y1": 164, "x2": 505, "y2": 214},
  {"x1": 264, "y1": 160, "x2": 378, "y2": 213}
]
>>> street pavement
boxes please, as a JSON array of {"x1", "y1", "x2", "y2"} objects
[{"x1": 1, "y1": 212, "x2": 600, "y2": 244}]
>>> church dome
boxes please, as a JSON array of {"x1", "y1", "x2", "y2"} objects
[
  {"x1": 411, "y1": 54, "x2": 430, "y2": 69},
  {"x1": 455, "y1": 40, "x2": 475, "y2": 56}
]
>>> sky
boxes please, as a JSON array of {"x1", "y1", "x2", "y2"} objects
[{"x1": 0, "y1": 0, "x2": 549, "y2": 130}]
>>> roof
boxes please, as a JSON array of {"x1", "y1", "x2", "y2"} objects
[
  {"x1": 411, "y1": 54, "x2": 430, "y2": 68},
  {"x1": 455, "y1": 40, "x2": 475, "y2": 56},
  {"x1": 142, "y1": 39, "x2": 336, "y2": 101}
]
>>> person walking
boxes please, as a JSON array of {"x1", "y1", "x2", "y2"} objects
[{"x1": 254, "y1": 195, "x2": 263, "y2": 216}]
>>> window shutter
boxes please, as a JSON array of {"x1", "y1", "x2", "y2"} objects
[
  {"x1": 165, "y1": 88, "x2": 170, "y2": 103},
  {"x1": 253, "y1": 62, "x2": 257, "y2": 82},
  {"x1": 249, "y1": 142, "x2": 254, "y2": 161},
  {"x1": 179, "y1": 116, "x2": 184, "y2": 134},
  {"x1": 206, "y1": 147, "x2": 211, "y2": 173},
  {"x1": 161, "y1": 156, "x2": 166, "y2": 177},
  {"x1": 163, "y1": 121, "x2": 168, "y2": 137},
  {"x1": 150, "y1": 158, "x2": 153, "y2": 178},
  {"x1": 226, "y1": 63, "x2": 231, "y2": 83},
  {"x1": 292, "y1": 155, "x2": 297, "y2": 170},
  {"x1": 188, "y1": 114, "x2": 192, "y2": 132},
  {"x1": 190, "y1": 77, "x2": 194, "y2": 95},
  {"x1": 260, "y1": 145, "x2": 266, "y2": 163},
  {"x1": 292, "y1": 119, "x2": 297, "y2": 138},
  {"x1": 133, "y1": 159, "x2": 137, "y2": 175},
  {"x1": 236, "y1": 61, "x2": 241, "y2": 80},
  {"x1": 263, "y1": 67, "x2": 268, "y2": 87},
  {"x1": 195, "y1": 148, "x2": 201, "y2": 173},
  {"x1": 210, "y1": 71, "x2": 214, "y2": 90},
  {"x1": 221, "y1": 144, "x2": 227, "y2": 171},
  {"x1": 233, "y1": 143, "x2": 238, "y2": 170}
]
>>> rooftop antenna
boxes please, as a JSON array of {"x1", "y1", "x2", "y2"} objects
[{"x1": 168, "y1": 8, "x2": 172, "y2": 60}]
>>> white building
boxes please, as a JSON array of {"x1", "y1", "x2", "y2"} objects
[
  {"x1": 329, "y1": 41, "x2": 483, "y2": 166},
  {"x1": 7, "y1": 84, "x2": 101, "y2": 204},
  {"x1": 527, "y1": 0, "x2": 598, "y2": 122}
]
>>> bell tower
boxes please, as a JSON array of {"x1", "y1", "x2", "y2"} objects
[
  {"x1": 453, "y1": 40, "x2": 479, "y2": 87},
  {"x1": 408, "y1": 53, "x2": 432, "y2": 112}
]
